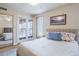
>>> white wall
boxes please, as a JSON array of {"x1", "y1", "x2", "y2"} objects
[{"x1": 38, "y1": 4, "x2": 79, "y2": 35}]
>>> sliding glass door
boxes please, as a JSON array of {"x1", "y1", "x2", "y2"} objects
[
  {"x1": 36, "y1": 16, "x2": 44, "y2": 38},
  {"x1": 27, "y1": 20, "x2": 33, "y2": 38}
]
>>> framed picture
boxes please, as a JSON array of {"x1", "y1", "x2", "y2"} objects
[{"x1": 50, "y1": 14, "x2": 66, "y2": 25}]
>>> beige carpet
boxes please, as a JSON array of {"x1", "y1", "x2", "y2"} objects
[{"x1": 0, "y1": 46, "x2": 17, "y2": 56}]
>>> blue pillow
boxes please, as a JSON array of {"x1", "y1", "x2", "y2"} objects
[{"x1": 47, "y1": 32, "x2": 62, "y2": 41}]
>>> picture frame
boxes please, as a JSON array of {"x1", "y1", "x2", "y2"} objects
[{"x1": 50, "y1": 14, "x2": 66, "y2": 25}]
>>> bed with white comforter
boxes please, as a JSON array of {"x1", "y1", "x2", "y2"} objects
[{"x1": 18, "y1": 37, "x2": 79, "y2": 56}]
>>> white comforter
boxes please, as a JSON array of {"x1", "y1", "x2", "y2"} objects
[{"x1": 18, "y1": 37, "x2": 79, "y2": 56}]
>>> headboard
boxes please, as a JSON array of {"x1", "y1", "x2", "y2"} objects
[
  {"x1": 46, "y1": 28, "x2": 79, "y2": 41},
  {"x1": 47, "y1": 29, "x2": 78, "y2": 34}
]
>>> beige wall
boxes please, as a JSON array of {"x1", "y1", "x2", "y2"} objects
[{"x1": 37, "y1": 4, "x2": 79, "y2": 35}]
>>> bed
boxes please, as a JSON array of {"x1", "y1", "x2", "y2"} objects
[{"x1": 17, "y1": 29, "x2": 79, "y2": 56}]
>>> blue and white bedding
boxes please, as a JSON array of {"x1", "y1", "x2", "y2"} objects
[{"x1": 18, "y1": 37, "x2": 79, "y2": 56}]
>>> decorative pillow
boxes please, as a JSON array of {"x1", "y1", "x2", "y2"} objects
[
  {"x1": 47, "y1": 32, "x2": 62, "y2": 41},
  {"x1": 61, "y1": 32, "x2": 76, "y2": 42}
]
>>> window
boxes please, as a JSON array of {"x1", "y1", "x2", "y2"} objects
[
  {"x1": 27, "y1": 20, "x2": 33, "y2": 38},
  {"x1": 36, "y1": 16, "x2": 44, "y2": 38},
  {"x1": 19, "y1": 18, "x2": 27, "y2": 40}
]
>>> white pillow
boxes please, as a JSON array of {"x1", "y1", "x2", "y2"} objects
[{"x1": 61, "y1": 32, "x2": 76, "y2": 42}]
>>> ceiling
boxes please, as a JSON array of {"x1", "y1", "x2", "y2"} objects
[{"x1": 0, "y1": 3, "x2": 68, "y2": 15}]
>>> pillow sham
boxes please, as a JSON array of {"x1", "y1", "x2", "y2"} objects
[
  {"x1": 61, "y1": 32, "x2": 76, "y2": 42},
  {"x1": 47, "y1": 32, "x2": 62, "y2": 41}
]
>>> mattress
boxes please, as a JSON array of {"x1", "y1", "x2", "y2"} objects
[{"x1": 18, "y1": 37, "x2": 79, "y2": 56}]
